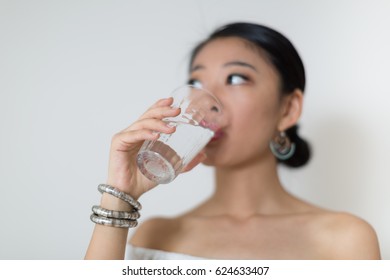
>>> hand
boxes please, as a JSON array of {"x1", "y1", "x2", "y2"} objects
[
  {"x1": 106, "y1": 97, "x2": 180, "y2": 199},
  {"x1": 181, "y1": 151, "x2": 207, "y2": 173}
]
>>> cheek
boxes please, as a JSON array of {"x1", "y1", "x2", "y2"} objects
[
  {"x1": 227, "y1": 83, "x2": 280, "y2": 122},
  {"x1": 204, "y1": 88, "x2": 282, "y2": 165},
  {"x1": 225, "y1": 97, "x2": 280, "y2": 157},
  {"x1": 232, "y1": 98, "x2": 279, "y2": 140}
]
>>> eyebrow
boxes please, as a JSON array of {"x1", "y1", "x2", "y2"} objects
[
  {"x1": 190, "y1": 64, "x2": 204, "y2": 72},
  {"x1": 190, "y1": 61, "x2": 258, "y2": 73},
  {"x1": 224, "y1": 61, "x2": 258, "y2": 72}
]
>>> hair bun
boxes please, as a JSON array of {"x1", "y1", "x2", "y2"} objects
[{"x1": 279, "y1": 125, "x2": 311, "y2": 168}]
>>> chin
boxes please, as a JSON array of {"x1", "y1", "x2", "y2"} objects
[
  {"x1": 203, "y1": 143, "x2": 232, "y2": 166},
  {"x1": 202, "y1": 151, "x2": 232, "y2": 167},
  {"x1": 201, "y1": 157, "x2": 215, "y2": 166}
]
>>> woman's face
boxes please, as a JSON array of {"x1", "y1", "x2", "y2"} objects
[{"x1": 189, "y1": 37, "x2": 287, "y2": 167}]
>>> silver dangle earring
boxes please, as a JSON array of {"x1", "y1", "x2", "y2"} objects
[{"x1": 270, "y1": 131, "x2": 296, "y2": 160}]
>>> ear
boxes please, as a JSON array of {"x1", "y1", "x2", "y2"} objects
[{"x1": 277, "y1": 89, "x2": 303, "y2": 131}]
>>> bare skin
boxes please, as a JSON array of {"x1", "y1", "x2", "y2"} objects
[
  {"x1": 131, "y1": 156, "x2": 380, "y2": 259},
  {"x1": 86, "y1": 37, "x2": 381, "y2": 260}
]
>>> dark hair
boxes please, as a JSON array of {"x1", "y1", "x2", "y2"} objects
[{"x1": 189, "y1": 22, "x2": 311, "y2": 168}]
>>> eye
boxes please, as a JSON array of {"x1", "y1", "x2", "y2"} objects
[
  {"x1": 227, "y1": 74, "x2": 249, "y2": 85},
  {"x1": 187, "y1": 79, "x2": 203, "y2": 89}
]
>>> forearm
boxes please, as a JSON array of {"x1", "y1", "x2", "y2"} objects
[
  {"x1": 85, "y1": 194, "x2": 133, "y2": 260},
  {"x1": 85, "y1": 98, "x2": 175, "y2": 259}
]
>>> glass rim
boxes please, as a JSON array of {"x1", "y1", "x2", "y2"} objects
[{"x1": 170, "y1": 84, "x2": 223, "y2": 110}]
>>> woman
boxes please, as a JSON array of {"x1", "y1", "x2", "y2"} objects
[{"x1": 85, "y1": 22, "x2": 381, "y2": 259}]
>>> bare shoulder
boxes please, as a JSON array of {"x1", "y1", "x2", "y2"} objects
[
  {"x1": 314, "y1": 211, "x2": 381, "y2": 259},
  {"x1": 129, "y1": 217, "x2": 181, "y2": 250}
]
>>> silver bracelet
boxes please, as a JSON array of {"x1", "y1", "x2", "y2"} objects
[
  {"x1": 90, "y1": 214, "x2": 138, "y2": 228},
  {"x1": 97, "y1": 184, "x2": 142, "y2": 211},
  {"x1": 92, "y1": 205, "x2": 140, "y2": 220}
]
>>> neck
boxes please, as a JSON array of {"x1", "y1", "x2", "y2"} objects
[{"x1": 209, "y1": 156, "x2": 291, "y2": 217}]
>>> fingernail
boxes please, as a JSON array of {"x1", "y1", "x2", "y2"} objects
[{"x1": 165, "y1": 123, "x2": 176, "y2": 128}]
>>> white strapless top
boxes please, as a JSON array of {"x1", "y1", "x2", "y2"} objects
[{"x1": 126, "y1": 244, "x2": 207, "y2": 260}]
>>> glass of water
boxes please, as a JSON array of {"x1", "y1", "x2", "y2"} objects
[{"x1": 136, "y1": 85, "x2": 223, "y2": 184}]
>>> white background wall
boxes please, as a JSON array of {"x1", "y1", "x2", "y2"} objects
[{"x1": 0, "y1": 0, "x2": 389, "y2": 259}]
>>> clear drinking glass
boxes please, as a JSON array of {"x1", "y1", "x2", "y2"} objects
[{"x1": 136, "y1": 85, "x2": 223, "y2": 184}]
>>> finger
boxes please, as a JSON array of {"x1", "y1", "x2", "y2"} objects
[
  {"x1": 148, "y1": 97, "x2": 174, "y2": 109},
  {"x1": 181, "y1": 152, "x2": 207, "y2": 173},
  {"x1": 111, "y1": 129, "x2": 159, "y2": 150},
  {"x1": 139, "y1": 106, "x2": 180, "y2": 120},
  {"x1": 120, "y1": 106, "x2": 180, "y2": 133},
  {"x1": 123, "y1": 118, "x2": 177, "y2": 134}
]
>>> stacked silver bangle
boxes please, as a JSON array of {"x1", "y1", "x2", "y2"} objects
[{"x1": 90, "y1": 184, "x2": 141, "y2": 228}]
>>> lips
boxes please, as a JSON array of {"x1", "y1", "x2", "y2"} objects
[
  {"x1": 209, "y1": 129, "x2": 224, "y2": 143},
  {"x1": 199, "y1": 120, "x2": 225, "y2": 143}
]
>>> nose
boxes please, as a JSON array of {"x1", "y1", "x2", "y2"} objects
[
  {"x1": 207, "y1": 84, "x2": 226, "y2": 109},
  {"x1": 205, "y1": 87, "x2": 227, "y2": 127},
  {"x1": 211, "y1": 105, "x2": 219, "y2": 112}
]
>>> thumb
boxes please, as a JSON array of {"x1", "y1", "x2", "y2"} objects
[{"x1": 181, "y1": 152, "x2": 207, "y2": 173}]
